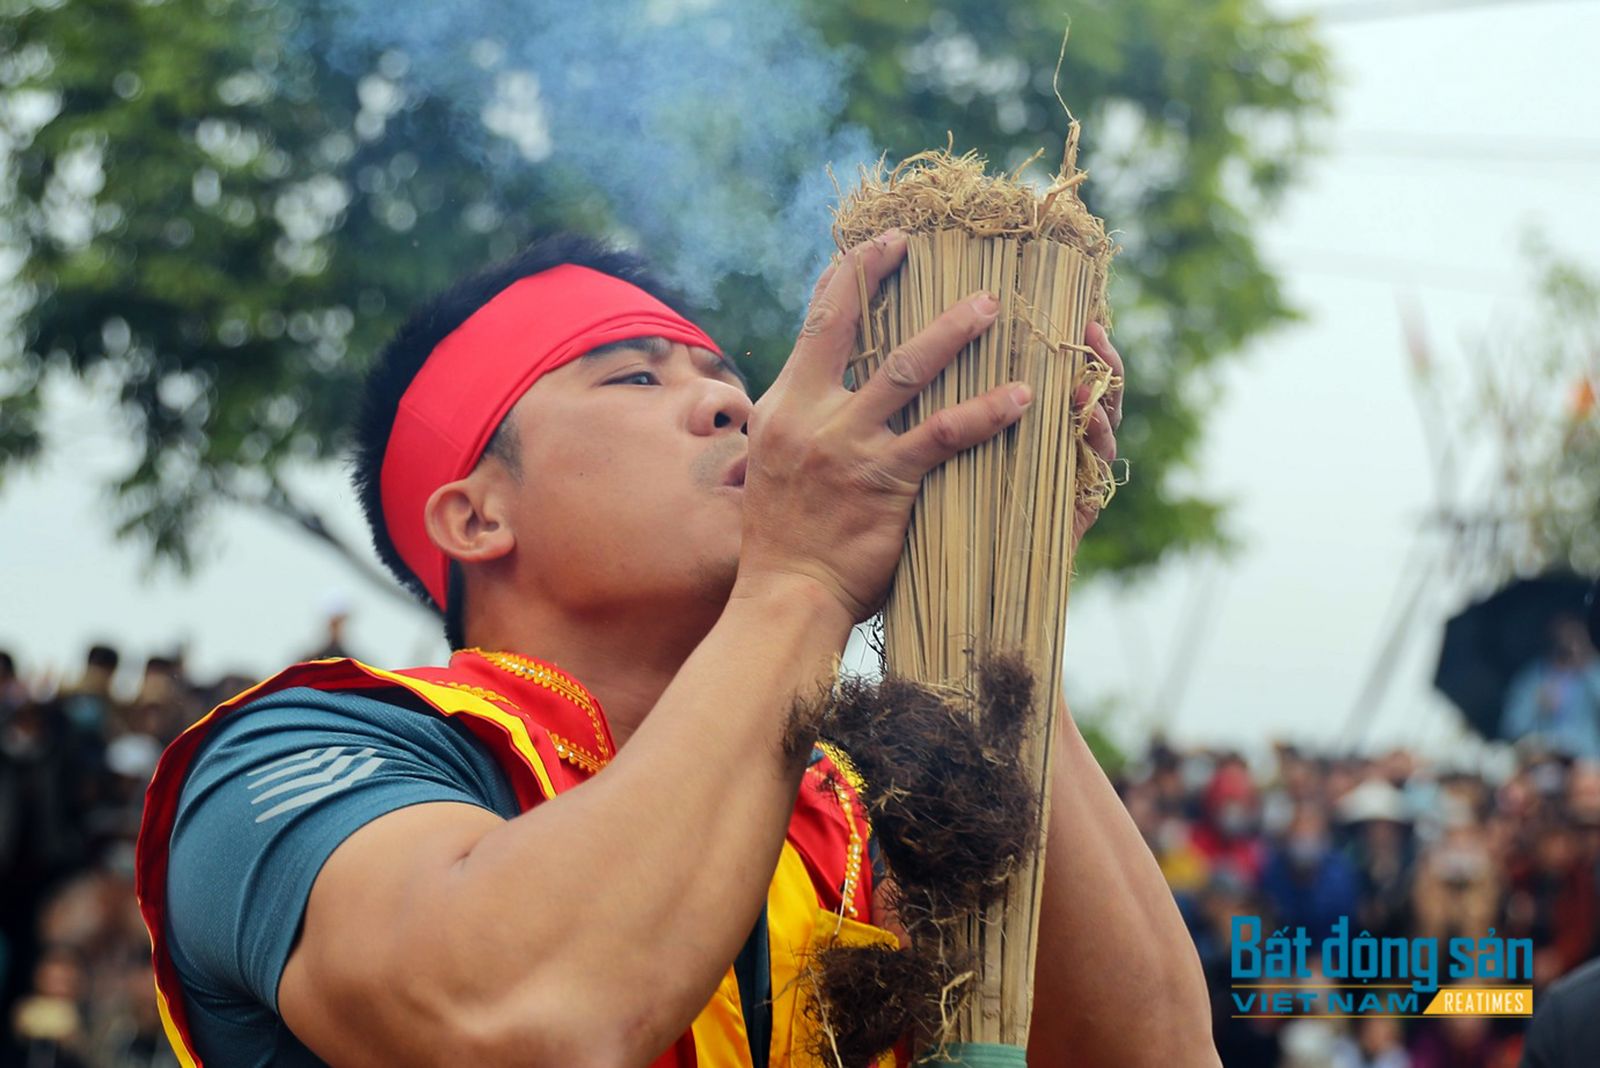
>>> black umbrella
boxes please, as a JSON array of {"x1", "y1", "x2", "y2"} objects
[{"x1": 1433, "y1": 573, "x2": 1595, "y2": 739}]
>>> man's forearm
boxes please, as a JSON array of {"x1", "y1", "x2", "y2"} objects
[{"x1": 1026, "y1": 700, "x2": 1218, "y2": 1066}]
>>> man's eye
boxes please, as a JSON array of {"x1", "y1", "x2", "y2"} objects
[{"x1": 605, "y1": 371, "x2": 659, "y2": 386}]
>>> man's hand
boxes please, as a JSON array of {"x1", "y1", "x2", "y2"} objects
[
  {"x1": 736, "y1": 231, "x2": 1032, "y2": 623},
  {"x1": 1072, "y1": 320, "x2": 1123, "y2": 552}
]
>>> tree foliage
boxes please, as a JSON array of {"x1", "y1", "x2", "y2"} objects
[
  {"x1": 1441, "y1": 242, "x2": 1600, "y2": 579},
  {"x1": 0, "y1": 0, "x2": 1330, "y2": 585}
]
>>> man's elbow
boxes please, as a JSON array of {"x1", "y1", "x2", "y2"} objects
[
  {"x1": 432, "y1": 978, "x2": 685, "y2": 1068},
  {"x1": 1123, "y1": 942, "x2": 1217, "y2": 1061}
]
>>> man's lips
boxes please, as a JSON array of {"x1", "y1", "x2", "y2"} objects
[{"x1": 722, "y1": 457, "x2": 747, "y2": 488}]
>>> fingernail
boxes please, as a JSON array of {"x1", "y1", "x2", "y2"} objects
[
  {"x1": 975, "y1": 292, "x2": 999, "y2": 314},
  {"x1": 1011, "y1": 384, "x2": 1033, "y2": 408},
  {"x1": 879, "y1": 228, "x2": 906, "y2": 246}
]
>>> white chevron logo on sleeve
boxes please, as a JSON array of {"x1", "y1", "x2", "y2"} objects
[{"x1": 246, "y1": 746, "x2": 387, "y2": 823}]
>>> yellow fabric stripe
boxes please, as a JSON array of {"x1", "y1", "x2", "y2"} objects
[
  {"x1": 155, "y1": 983, "x2": 200, "y2": 1068},
  {"x1": 689, "y1": 965, "x2": 756, "y2": 1067},
  {"x1": 355, "y1": 664, "x2": 558, "y2": 800},
  {"x1": 766, "y1": 843, "x2": 819, "y2": 1065}
]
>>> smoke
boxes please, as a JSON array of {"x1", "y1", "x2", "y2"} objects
[{"x1": 315, "y1": 0, "x2": 877, "y2": 307}]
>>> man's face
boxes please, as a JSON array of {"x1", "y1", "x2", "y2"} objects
[{"x1": 491, "y1": 336, "x2": 752, "y2": 615}]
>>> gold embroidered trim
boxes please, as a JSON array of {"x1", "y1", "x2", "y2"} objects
[
  {"x1": 464, "y1": 648, "x2": 613, "y2": 773},
  {"x1": 549, "y1": 732, "x2": 606, "y2": 775},
  {"x1": 827, "y1": 776, "x2": 865, "y2": 920},
  {"x1": 443, "y1": 681, "x2": 515, "y2": 707}
]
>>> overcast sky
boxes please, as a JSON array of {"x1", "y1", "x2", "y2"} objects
[{"x1": 4, "y1": 0, "x2": 1598, "y2": 761}]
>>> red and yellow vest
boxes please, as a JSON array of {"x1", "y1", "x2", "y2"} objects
[{"x1": 135, "y1": 650, "x2": 900, "y2": 1067}]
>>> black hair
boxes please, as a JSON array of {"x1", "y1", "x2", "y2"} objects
[{"x1": 350, "y1": 232, "x2": 688, "y2": 650}]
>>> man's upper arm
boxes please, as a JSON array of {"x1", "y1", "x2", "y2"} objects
[
  {"x1": 276, "y1": 799, "x2": 507, "y2": 1066},
  {"x1": 165, "y1": 689, "x2": 516, "y2": 1018}
]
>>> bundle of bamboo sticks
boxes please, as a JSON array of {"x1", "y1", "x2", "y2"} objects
[{"x1": 832, "y1": 127, "x2": 1117, "y2": 1057}]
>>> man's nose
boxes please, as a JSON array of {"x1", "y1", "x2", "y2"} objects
[{"x1": 689, "y1": 381, "x2": 753, "y2": 437}]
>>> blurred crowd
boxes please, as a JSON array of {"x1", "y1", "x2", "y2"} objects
[
  {"x1": 1120, "y1": 738, "x2": 1600, "y2": 1067},
  {"x1": 3, "y1": 630, "x2": 1597, "y2": 1067},
  {"x1": 0, "y1": 618, "x2": 350, "y2": 1068}
]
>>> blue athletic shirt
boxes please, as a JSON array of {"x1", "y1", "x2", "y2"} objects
[{"x1": 163, "y1": 685, "x2": 520, "y2": 1066}]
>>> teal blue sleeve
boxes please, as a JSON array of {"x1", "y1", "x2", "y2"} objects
[{"x1": 164, "y1": 687, "x2": 521, "y2": 1015}]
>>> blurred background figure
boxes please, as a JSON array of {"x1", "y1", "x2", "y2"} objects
[
  {"x1": 1262, "y1": 805, "x2": 1359, "y2": 936},
  {"x1": 57, "y1": 647, "x2": 121, "y2": 742},
  {"x1": 1337, "y1": 778, "x2": 1416, "y2": 941},
  {"x1": 0, "y1": 653, "x2": 24, "y2": 722},
  {"x1": 1192, "y1": 757, "x2": 1268, "y2": 888},
  {"x1": 1332, "y1": 1016, "x2": 1409, "y2": 1068},
  {"x1": 1501, "y1": 615, "x2": 1600, "y2": 762},
  {"x1": 1412, "y1": 798, "x2": 1500, "y2": 945},
  {"x1": 301, "y1": 594, "x2": 356, "y2": 662}
]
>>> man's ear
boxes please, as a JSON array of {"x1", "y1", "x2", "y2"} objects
[{"x1": 424, "y1": 471, "x2": 515, "y2": 567}]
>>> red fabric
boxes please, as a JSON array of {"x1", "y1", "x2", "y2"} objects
[
  {"x1": 789, "y1": 756, "x2": 876, "y2": 920},
  {"x1": 380, "y1": 265, "x2": 721, "y2": 608}
]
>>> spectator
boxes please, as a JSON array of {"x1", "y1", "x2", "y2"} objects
[
  {"x1": 302, "y1": 596, "x2": 356, "y2": 662},
  {"x1": 58, "y1": 647, "x2": 120, "y2": 740},
  {"x1": 1501, "y1": 615, "x2": 1600, "y2": 762},
  {"x1": 1505, "y1": 817, "x2": 1597, "y2": 980},
  {"x1": 1262, "y1": 804, "x2": 1361, "y2": 935},
  {"x1": 1413, "y1": 801, "x2": 1500, "y2": 944},
  {"x1": 1408, "y1": 1012, "x2": 1521, "y2": 1068},
  {"x1": 1125, "y1": 779, "x2": 1210, "y2": 896},
  {"x1": 1192, "y1": 758, "x2": 1267, "y2": 886},
  {"x1": 1338, "y1": 779, "x2": 1416, "y2": 940},
  {"x1": 1333, "y1": 1017, "x2": 1410, "y2": 1068},
  {"x1": 0, "y1": 652, "x2": 24, "y2": 721}
]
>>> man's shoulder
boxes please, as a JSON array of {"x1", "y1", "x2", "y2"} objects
[
  {"x1": 194, "y1": 676, "x2": 453, "y2": 758},
  {"x1": 1525, "y1": 956, "x2": 1600, "y2": 1067},
  {"x1": 1547, "y1": 955, "x2": 1600, "y2": 1000},
  {"x1": 176, "y1": 662, "x2": 516, "y2": 814},
  {"x1": 198, "y1": 656, "x2": 468, "y2": 742}
]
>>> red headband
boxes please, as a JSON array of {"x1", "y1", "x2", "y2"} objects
[{"x1": 380, "y1": 264, "x2": 721, "y2": 609}]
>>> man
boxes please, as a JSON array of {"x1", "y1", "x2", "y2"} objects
[{"x1": 135, "y1": 230, "x2": 1217, "y2": 1066}]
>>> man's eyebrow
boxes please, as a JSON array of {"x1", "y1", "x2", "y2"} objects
[
  {"x1": 582, "y1": 335, "x2": 748, "y2": 388},
  {"x1": 582, "y1": 336, "x2": 672, "y2": 361}
]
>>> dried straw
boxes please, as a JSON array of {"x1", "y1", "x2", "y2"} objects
[{"x1": 819, "y1": 126, "x2": 1119, "y2": 1059}]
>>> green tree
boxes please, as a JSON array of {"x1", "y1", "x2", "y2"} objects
[
  {"x1": 1429, "y1": 242, "x2": 1600, "y2": 578},
  {"x1": 810, "y1": 0, "x2": 1329, "y2": 573},
  {"x1": 0, "y1": 0, "x2": 1330, "y2": 592}
]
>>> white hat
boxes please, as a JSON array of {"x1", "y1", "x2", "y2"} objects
[{"x1": 1337, "y1": 779, "x2": 1410, "y2": 824}]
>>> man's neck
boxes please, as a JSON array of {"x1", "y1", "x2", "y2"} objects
[{"x1": 464, "y1": 597, "x2": 720, "y2": 748}]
